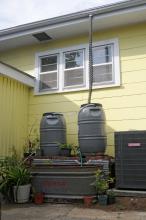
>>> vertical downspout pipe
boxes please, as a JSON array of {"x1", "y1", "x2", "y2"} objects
[{"x1": 88, "y1": 14, "x2": 93, "y2": 104}]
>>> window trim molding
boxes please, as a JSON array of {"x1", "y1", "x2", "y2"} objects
[{"x1": 34, "y1": 38, "x2": 120, "y2": 95}]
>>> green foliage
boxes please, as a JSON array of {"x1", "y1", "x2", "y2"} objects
[
  {"x1": 59, "y1": 143, "x2": 74, "y2": 150},
  {"x1": 92, "y1": 169, "x2": 114, "y2": 195},
  {"x1": 71, "y1": 145, "x2": 79, "y2": 156},
  {"x1": 107, "y1": 189, "x2": 116, "y2": 197},
  {"x1": 5, "y1": 165, "x2": 31, "y2": 186},
  {"x1": 0, "y1": 153, "x2": 31, "y2": 200},
  {"x1": 59, "y1": 143, "x2": 79, "y2": 156},
  {"x1": 23, "y1": 122, "x2": 40, "y2": 154},
  {"x1": 23, "y1": 135, "x2": 39, "y2": 154}
]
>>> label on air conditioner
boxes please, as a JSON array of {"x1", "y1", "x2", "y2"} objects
[{"x1": 128, "y1": 143, "x2": 141, "y2": 147}]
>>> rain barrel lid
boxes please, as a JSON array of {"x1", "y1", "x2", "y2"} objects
[
  {"x1": 43, "y1": 112, "x2": 63, "y2": 116},
  {"x1": 80, "y1": 103, "x2": 102, "y2": 108}
]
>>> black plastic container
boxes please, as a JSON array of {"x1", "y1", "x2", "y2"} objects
[
  {"x1": 78, "y1": 103, "x2": 107, "y2": 155},
  {"x1": 40, "y1": 112, "x2": 66, "y2": 156}
]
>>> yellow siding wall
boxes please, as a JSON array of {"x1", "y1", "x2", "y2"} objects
[
  {"x1": 1, "y1": 22, "x2": 146, "y2": 156},
  {"x1": 0, "y1": 75, "x2": 29, "y2": 158}
]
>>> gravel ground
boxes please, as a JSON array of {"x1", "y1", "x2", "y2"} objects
[{"x1": 1, "y1": 203, "x2": 146, "y2": 220}]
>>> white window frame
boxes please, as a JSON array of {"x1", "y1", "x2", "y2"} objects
[
  {"x1": 39, "y1": 53, "x2": 59, "y2": 91},
  {"x1": 92, "y1": 44, "x2": 114, "y2": 86},
  {"x1": 63, "y1": 49, "x2": 86, "y2": 90},
  {"x1": 91, "y1": 39, "x2": 120, "y2": 88},
  {"x1": 35, "y1": 38, "x2": 120, "y2": 95}
]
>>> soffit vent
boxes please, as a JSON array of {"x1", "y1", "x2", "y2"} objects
[{"x1": 33, "y1": 32, "x2": 52, "y2": 42}]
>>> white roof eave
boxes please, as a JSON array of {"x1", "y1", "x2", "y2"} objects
[
  {"x1": 0, "y1": 62, "x2": 35, "y2": 87},
  {"x1": 0, "y1": 0, "x2": 146, "y2": 51}
]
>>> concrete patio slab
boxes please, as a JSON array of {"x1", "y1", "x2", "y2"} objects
[{"x1": 1, "y1": 204, "x2": 146, "y2": 220}]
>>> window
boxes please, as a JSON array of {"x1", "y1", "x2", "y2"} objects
[
  {"x1": 93, "y1": 44, "x2": 113, "y2": 85},
  {"x1": 39, "y1": 54, "x2": 58, "y2": 91},
  {"x1": 36, "y1": 39, "x2": 120, "y2": 94},
  {"x1": 63, "y1": 50, "x2": 84, "y2": 88}
]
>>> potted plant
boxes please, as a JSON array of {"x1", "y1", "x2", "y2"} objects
[
  {"x1": 92, "y1": 169, "x2": 113, "y2": 206},
  {"x1": 23, "y1": 135, "x2": 40, "y2": 157},
  {"x1": 11, "y1": 164, "x2": 31, "y2": 203},
  {"x1": 0, "y1": 156, "x2": 31, "y2": 203},
  {"x1": 107, "y1": 189, "x2": 116, "y2": 204},
  {"x1": 34, "y1": 192, "x2": 44, "y2": 205},
  {"x1": 59, "y1": 143, "x2": 73, "y2": 156},
  {"x1": 23, "y1": 123, "x2": 40, "y2": 158},
  {"x1": 23, "y1": 132, "x2": 40, "y2": 166},
  {"x1": 0, "y1": 150, "x2": 19, "y2": 201},
  {"x1": 83, "y1": 195, "x2": 94, "y2": 207}
]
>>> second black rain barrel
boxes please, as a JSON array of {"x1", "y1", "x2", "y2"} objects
[
  {"x1": 40, "y1": 112, "x2": 66, "y2": 156},
  {"x1": 78, "y1": 103, "x2": 107, "y2": 155}
]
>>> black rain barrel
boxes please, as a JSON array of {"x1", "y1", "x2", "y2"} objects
[
  {"x1": 40, "y1": 112, "x2": 66, "y2": 156},
  {"x1": 78, "y1": 103, "x2": 107, "y2": 155}
]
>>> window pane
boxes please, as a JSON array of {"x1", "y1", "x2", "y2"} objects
[
  {"x1": 41, "y1": 55, "x2": 57, "y2": 72},
  {"x1": 65, "y1": 50, "x2": 83, "y2": 69},
  {"x1": 64, "y1": 69, "x2": 83, "y2": 87},
  {"x1": 93, "y1": 64, "x2": 112, "y2": 83},
  {"x1": 41, "y1": 56, "x2": 57, "y2": 65},
  {"x1": 41, "y1": 64, "x2": 57, "y2": 72},
  {"x1": 39, "y1": 72, "x2": 57, "y2": 91},
  {"x1": 93, "y1": 45, "x2": 112, "y2": 65}
]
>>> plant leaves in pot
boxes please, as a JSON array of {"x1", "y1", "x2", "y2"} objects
[
  {"x1": 23, "y1": 124, "x2": 40, "y2": 158},
  {"x1": 91, "y1": 169, "x2": 113, "y2": 206},
  {"x1": 0, "y1": 153, "x2": 20, "y2": 202},
  {"x1": 59, "y1": 143, "x2": 73, "y2": 157},
  {"x1": 5, "y1": 162, "x2": 31, "y2": 203},
  {"x1": 107, "y1": 189, "x2": 116, "y2": 204}
]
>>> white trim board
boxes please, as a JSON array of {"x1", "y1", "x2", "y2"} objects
[{"x1": 0, "y1": 62, "x2": 35, "y2": 87}]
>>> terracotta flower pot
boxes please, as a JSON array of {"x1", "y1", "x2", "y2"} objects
[
  {"x1": 84, "y1": 196, "x2": 93, "y2": 207},
  {"x1": 34, "y1": 193, "x2": 44, "y2": 204}
]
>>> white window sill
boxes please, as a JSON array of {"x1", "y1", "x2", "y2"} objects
[{"x1": 34, "y1": 82, "x2": 121, "y2": 96}]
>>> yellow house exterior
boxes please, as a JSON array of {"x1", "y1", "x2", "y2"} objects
[
  {"x1": 0, "y1": 75, "x2": 29, "y2": 156},
  {"x1": 0, "y1": 63, "x2": 34, "y2": 157},
  {"x1": 0, "y1": 0, "x2": 146, "y2": 157}
]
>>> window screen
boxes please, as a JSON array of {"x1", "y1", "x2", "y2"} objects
[
  {"x1": 93, "y1": 44, "x2": 113, "y2": 84},
  {"x1": 64, "y1": 50, "x2": 84, "y2": 88},
  {"x1": 39, "y1": 54, "x2": 58, "y2": 91}
]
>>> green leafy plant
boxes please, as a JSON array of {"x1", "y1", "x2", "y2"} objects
[
  {"x1": 7, "y1": 165, "x2": 31, "y2": 186},
  {"x1": 59, "y1": 143, "x2": 78, "y2": 157},
  {"x1": 107, "y1": 189, "x2": 116, "y2": 204},
  {"x1": 23, "y1": 122, "x2": 39, "y2": 155},
  {"x1": 0, "y1": 154, "x2": 31, "y2": 201},
  {"x1": 59, "y1": 143, "x2": 74, "y2": 149},
  {"x1": 71, "y1": 145, "x2": 79, "y2": 156},
  {"x1": 107, "y1": 189, "x2": 115, "y2": 197},
  {"x1": 0, "y1": 147, "x2": 19, "y2": 199},
  {"x1": 58, "y1": 143, "x2": 73, "y2": 156},
  {"x1": 92, "y1": 169, "x2": 114, "y2": 195}
]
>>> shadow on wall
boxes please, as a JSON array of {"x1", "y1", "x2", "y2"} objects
[{"x1": 28, "y1": 90, "x2": 116, "y2": 157}]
